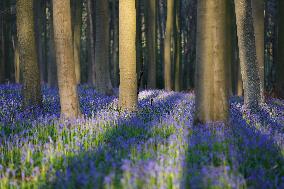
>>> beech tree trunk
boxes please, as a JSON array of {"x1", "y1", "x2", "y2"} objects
[
  {"x1": 72, "y1": 0, "x2": 82, "y2": 84},
  {"x1": 164, "y1": 0, "x2": 174, "y2": 91},
  {"x1": 195, "y1": 0, "x2": 229, "y2": 123},
  {"x1": 174, "y1": 0, "x2": 181, "y2": 91},
  {"x1": 251, "y1": 0, "x2": 264, "y2": 102},
  {"x1": 94, "y1": 0, "x2": 113, "y2": 95},
  {"x1": 277, "y1": 0, "x2": 284, "y2": 98},
  {"x1": 53, "y1": 0, "x2": 80, "y2": 118},
  {"x1": 119, "y1": 0, "x2": 137, "y2": 111},
  {"x1": 145, "y1": 0, "x2": 157, "y2": 89},
  {"x1": 0, "y1": 4, "x2": 5, "y2": 83},
  {"x1": 234, "y1": 0, "x2": 261, "y2": 110},
  {"x1": 47, "y1": 1, "x2": 57, "y2": 87},
  {"x1": 86, "y1": 0, "x2": 95, "y2": 86},
  {"x1": 16, "y1": 0, "x2": 42, "y2": 107}
]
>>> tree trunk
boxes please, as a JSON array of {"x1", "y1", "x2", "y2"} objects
[
  {"x1": 174, "y1": 0, "x2": 181, "y2": 91},
  {"x1": 195, "y1": 0, "x2": 229, "y2": 123},
  {"x1": 12, "y1": 35, "x2": 20, "y2": 83},
  {"x1": 112, "y1": 0, "x2": 119, "y2": 88},
  {"x1": 94, "y1": 0, "x2": 113, "y2": 95},
  {"x1": 53, "y1": 0, "x2": 80, "y2": 118},
  {"x1": 277, "y1": 0, "x2": 284, "y2": 98},
  {"x1": 234, "y1": 0, "x2": 261, "y2": 110},
  {"x1": 251, "y1": 0, "x2": 264, "y2": 102},
  {"x1": 164, "y1": 0, "x2": 174, "y2": 91},
  {"x1": 47, "y1": 0, "x2": 57, "y2": 87},
  {"x1": 119, "y1": 0, "x2": 137, "y2": 111},
  {"x1": 0, "y1": 4, "x2": 5, "y2": 83},
  {"x1": 145, "y1": 0, "x2": 157, "y2": 89},
  {"x1": 16, "y1": 0, "x2": 42, "y2": 107},
  {"x1": 86, "y1": 0, "x2": 95, "y2": 86},
  {"x1": 72, "y1": 0, "x2": 82, "y2": 84}
]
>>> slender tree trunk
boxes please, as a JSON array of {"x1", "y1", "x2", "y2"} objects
[
  {"x1": 0, "y1": 6, "x2": 5, "y2": 83},
  {"x1": 72, "y1": 0, "x2": 82, "y2": 84},
  {"x1": 16, "y1": 0, "x2": 42, "y2": 107},
  {"x1": 164, "y1": 0, "x2": 174, "y2": 91},
  {"x1": 95, "y1": 0, "x2": 113, "y2": 95},
  {"x1": 112, "y1": 0, "x2": 119, "y2": 88},
  {"x1": 277, "y1": 0, "x2": 284, "y2": 98},
  {"x1": 47, "y1": 1, "x2": 57, "y2": 87},
  {"x1": 53, "y1": 0, "x2": 80, "y2": 118},
  {"x1": 119, "y1": 0, "x2": 137, "y2": 110},
  {"x1": 251, "y1": 0, "x2": 265, "y2": 102},
  {"x1": 234, "y1": 0, "x2": 261, "y2": 110},
  {"x1": 195, "y1": 0, "x2": 229, "y2": 123},
  {"x1": 12, "y1": 35, "x2": 20, "y2": 83},
  {"x1": 145, "y1": 0, "x2": 157, "y2": 89},
  {"x1": 86, "y1": 0, "x2": 95, "y2": 86},
  {"x1": 174, "y1": 0, "x2": 181, "y2": 91},
  {"x1": 136, "y1": 0, "x2": 143, "y2": 90}
]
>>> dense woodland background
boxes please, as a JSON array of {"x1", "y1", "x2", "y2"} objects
[{"x1": 0, "y1": 0, "x2": 282, "y2": 94}]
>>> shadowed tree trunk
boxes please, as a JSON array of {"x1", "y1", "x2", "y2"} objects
[
  {"x1": 112, "y1": 0, "x2": 119, "y2": 88},
  {"x1": 119, "y1": 0, "x2": 137, "y2": 111},
  {"x1": 195, "y1": 0, "x2": 229, "y2": 123},
  {"x1": 234, "y1": 0, "x2": 261, "y2": 110},
  {"x1": 47, "y1": 1, "x2": 57, "y2": 87},
  {"x1": 16, "y1": 0, "x2": 42, "y2": 107},
  {"x1": 72, "y1": 0, "x2": 82, "y2": 84},
  {"x1": 164, "y1": 0, "x2": 174, "y2": 91},
  {"x1": 277, "y1": 0, "x2": 284, "y2": 98},
  {"x1": 145, "y1": 0, "x2": 157, "y2": 89},
  {"x1": 174, "y1": 0, "x2": 181, "y2": 91},
  {"x1": 53, "y1": 0, "x2": 80, "y2": 118},
  {"x1": 251, "y1": 0, "x2": 264, "y2": 102},
  {"x1": 94, "y1": 0, "x2": 113, "y2": 95},
  {"x1": 86, "y1": 0, "x2": 95, "y2": 86},
  {"x1": 0, "y1": 4, "x2": 5, "y2": 83}
]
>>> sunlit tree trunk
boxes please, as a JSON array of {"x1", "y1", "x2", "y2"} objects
[
  {"x1": 119, "y1": 0, "x2": 137, "y2": 110},
  {"x1": 53, "y1": 0, "x2": 80, "y2": 118},
  {"x1": 164, "y1": 0, "x2": 174, "y2": 91},
  {"x1": 16, "y1": 0, "x2": 42, "y2": 107},
  {"x1": 195, "y1": 0, "x2": 229, "y2": 123},
  {"x1": 145, "y1": 0, "x2": 157, "y2": 89},
  {"x1": 12, "y1": 35, "x2": 20, "y2": 83},
  {"x1": 277, "y1": 0, "x2": 284, "y2": 98},
  {"x1": 234, "y1": 0, "x2": 261, "y2": 110},
  {"x1": 72, "y1": 0, "x2": 82, "y2": 84},
  {"x1": 95, "y1": 0, "x2": 113, "y2": 95},
  {"x1": 251, "y1": 0, "x2": 264, "y2": 103}
]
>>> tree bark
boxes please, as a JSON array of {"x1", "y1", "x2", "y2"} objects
[
  {"x1": 164, "y1": 0, "x2": 174, "y2": 91},
  {"x1": 174, "y1": 0, "x2": 181, "y2": 91},
  {"x1": 47, "y1": 0, "x2": 57, "y2": 87},
  {"x1": 16, "y1": 0, "x2": 42, "y2": 107},
  {"x1": 94, "y1": 0, "x2": 113, "y2": 95},
  {"x1": 234, "y1": 0, "x2": 261, "y2": 110},
  {"x1": 112, "y1": 0, "x2": 119, "y2": 88},
  {"x1": 195, "y1": 0, "x2": 229, "y2": 123},
  {"x1": 145, "y1": 0, "x2": 157, "y2": 89},
  {"x1": 72, "y1": 0, "x2": 82, "y2": 84},
  {"x1": 53, "y1": 0, "x2": 80, "y2": 118},
  {"x1": 119, "y1": 0, "x2": 137, "y2": 111},
  {"x1": 86, "y1": 0, "x2": 95, "y2": 86},
  {"x1": 0, "y1": 4, "x2": 5, "y2": 83},
  {"x1": 251, "y1": 0, "x2": 265, "y2": 102},
  {"x1": 277, "y1": 0, "x2": 284, "y2": 98}
]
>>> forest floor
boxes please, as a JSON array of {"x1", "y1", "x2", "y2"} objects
[{"x1": 0, "y1": 84, "x2": 283, "y2": 188}]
